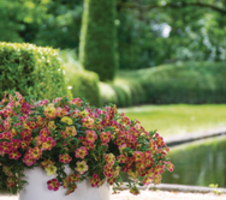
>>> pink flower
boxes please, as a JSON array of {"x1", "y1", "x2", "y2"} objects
[
  {"x1": 27, "y1": 121, "x2": 38, "y2": 129},
  {"x1": 165, "y1": 161, "x2": 174, "y2": 172},
  {"x1": 10, "y1": 139, "x2": 21, "y2": 150},
  {"x1": 75, "y1": 146, "x2": 88, "y2": 159},
  {"x1": 42, "y1": 137, "x2": 56, "y2": 150},
  {"x1": 47, "y1": 178, "x2": 60, "y2": 191},
  {"x1": 85, "y1": 130, "x2": 97, "y2": 144},
  {"x1": 82, "y1": 117, "x2": 94, "y2": 128},
  {"x1": 9, "y1": 150, "x2": 21, "y2": 160},
  {"x1": 0, "y1": 141, "x2": 10, "y2": 154},
  {"x1": 40, "y1": 128, "x2": 49, "y2": 138},
  {"x1": 22, "y1": 154, "x2": 36, "y2": 166},
  {"x1": 70, "y1": 98, "x2": 82, "y2": 107},
  {"x1": 59, "y1": 154, "x2": 72, "y2": 164},
  {"x1": 21, "y1": 102, "x2": 30, "y2": 114},
  {"x1": 105, "y1": 153, "x2": 115, "y2": 166},
  {"x1": 100, "y1": 131, "x2": 111, "y2": 144},
  {"x1": 28, "y1": 147, "x2": 42, "y2": 160},
  {"x1": 90, "y1": 174, "x2": 100, "y2": 187},
  {"x1": 104, "y1": 165, "x2": 113, "y2": 178}
]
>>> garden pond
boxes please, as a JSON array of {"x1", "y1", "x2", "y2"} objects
[{"x1": 162, "y1": 135, "x2": 226, "y2": 187}]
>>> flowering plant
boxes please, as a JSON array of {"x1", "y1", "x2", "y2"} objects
[{"x1": 0, "y1": 92, "x2": 173, "y2": 195}]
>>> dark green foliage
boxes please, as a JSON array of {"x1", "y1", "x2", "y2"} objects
[
  {"x1": 0, "y1": 42, "x2": 68, "y2": 100},
  {"x1": 35, "y1": 0, "x2": 83, "y2": 49},
  {"x1": 0, "y1": 0, "x2": 83, "y2": 50},
  {"x1": 64, "y1": 65, "x2": 102, "y2": 107},
  {"x1": 79, "y1": 0, "x2": 118, "y2": 81}
]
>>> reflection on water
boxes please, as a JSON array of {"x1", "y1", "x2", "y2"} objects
[{"x1": 162, "y1": 135, "x2": 226, "y2": 187}]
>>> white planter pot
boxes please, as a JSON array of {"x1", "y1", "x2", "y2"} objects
[{"x1": 18, "y1": 167, "x2": 111, "y2": 200}]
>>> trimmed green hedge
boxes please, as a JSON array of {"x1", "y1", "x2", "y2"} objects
[
  {"x1": 79, "y1": 0, "x2": 118, "y2": 81},
  {"x1": 63, "y1": 64, "x2": 102, "y2": 107},
  {"x1": 0, "y1": 42, "x2": 68, "y2": 100},
  {"x1": 99, "y1": 78, "x2": 145, "y2": 107},
  {"x1": 140, "y1": 62, "x2": 226, "y2": 104},
  {"x1": 100, "y1": 62, "x2": 226, "y2": 106}
]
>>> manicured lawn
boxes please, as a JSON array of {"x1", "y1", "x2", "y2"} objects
[{"x1": 118, "y1": 104, "x2": 226, "y2": 137}]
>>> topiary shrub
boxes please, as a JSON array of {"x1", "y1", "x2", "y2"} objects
[
  {"x1": 0, "y1": 42, "x2": 68, "y2": 100},
  {"x1": 79, "y1": 0, "x2": 118, "y2": 81}
]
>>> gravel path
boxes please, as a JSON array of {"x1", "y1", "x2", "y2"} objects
[{"x1": 1, "y1": 191, "x2": 226, "y2": 200}]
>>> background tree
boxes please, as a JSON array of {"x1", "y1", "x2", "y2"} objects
[
  {"x1": 117, "y1": 0, "x2": 226, "y2": 68},
  {"x1": 79, "y1": 0, "x2": 118, "y2": 81},
  {"x1": 1, "y1": 0, "x2": 226, "y2": 72}
]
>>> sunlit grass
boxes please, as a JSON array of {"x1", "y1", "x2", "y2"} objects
[{"x1": 118, "y1": 104, "x2": 226, "y2": 137}]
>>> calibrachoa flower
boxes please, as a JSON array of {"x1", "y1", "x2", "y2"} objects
[
  {"x1": 42, "y1": 137, "x2": 56, "y2": 150},
  {"x1": 3, "y1": 166, "x2": 13, "y2": 176},
  {"x1": 59, "y1": 154, "x2": 72, "y2": 164},
  {"x1": 44, "y1": 106, "x2": 57, "y2": 119},
  {"x1": 10, "y1": 139, "x2": 21, "y2": 150},
  {"x1": 47, "y1": 178, "x2": 60, "y2": 191},
  {"x1": 0, "y1": 92, "x2": 173, "y2": 196},
  {"x1": 28, "y1": 147, "x2": 42, "y2": 160},
  {"x1": 41, "y1": 160, "x2": 55, "y2": 168},
  {"x1": 82, "y1": 116, "x2": 94, "y2": 128},
  {"x1": 75, "y1": 146, "x2": 88, "y2": 159},
  {"x1": 6, "y1": 176, "x2": 16, "y2": 187},
  {"x1": 85, "y1": 130, "x2": 97, "y2": 144},
  {"x1": 61, "y1": 116, "x2": 73, "y2": 125},
  {"x1": 105, "y1": 153, "x2": 115, "y2": 166},
  {"x1": 9, "y1": 150, "x2": 21, "y2": 160},
  {"x1": 104, "y1": 165, "x2": 113, "y2": 178},
  {"x1": 65, "y1": 184, "x2": 77, "y2": 195},
  {"x1": 63, "y1": 176, "x2": 71, "y2": 188},
  {"x1": 40, "y1": 128, "x2": 49, "y2": 138},
  {"x1": 65, "y1": 126, "x2": 77, "y2": 136},
  {"x1": 69, "y1": 174, "x2": 80, "y2": 182},
  {"x1": 100, "y1": 131, "x2": 111, "y2": 144},
  {"x1": 45, "y1": 164, "x2": 57, "y2": 176},
  {"x1": 75, "y1": 161, "x2": 88, "y2": 174},
  {"x1": 90, "y1": 174, "x2": 100, "y2": 187}
]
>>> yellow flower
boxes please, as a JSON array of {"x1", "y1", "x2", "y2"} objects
[
  {"x1": 48, "y1": 121, "x2": 56, "y2": 130},
  {"x1": 44, "y1": 106, "x2": 57, "y2": 119},
  {"x1": 61, "y1": 116, "x2": 73, "y2": 125},
  {"x1": 45, "y1": 164, "x2": 57, "y2": 176},
  {"x1": 80, "y1": 109, "x2": 89, "y2": 118},
  {"x1": 75, "y1": 161, "x2": 88, "y2": 174},
  {"x1": 41, "y1": 159, "x2": 55, "y2": 168},
  {"x1": 65, "y1": 126, "x2": 77, "y2": 136}
]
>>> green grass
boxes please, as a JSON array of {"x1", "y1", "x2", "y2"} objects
[{"x1": 118, "y1": 104, "x2": 226, "y2": 137}]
